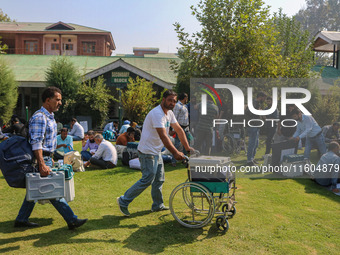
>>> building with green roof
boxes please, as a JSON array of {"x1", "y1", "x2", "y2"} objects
[{"x1": 0, "y1": 51, "x2": 180, "y2": 126}]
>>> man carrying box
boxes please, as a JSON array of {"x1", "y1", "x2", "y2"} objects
[{"x1": 14, "y1": 87, "x2": 87, "y2": 230}]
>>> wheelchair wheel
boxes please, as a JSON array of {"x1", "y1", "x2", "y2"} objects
[
  {"x1": 229, "y1": 205, "x2": 236, "y2": 218},
  {"x1": 222, "y1": 204, "x2": 236, "y2": 219},
  {"x1": 169, "y1": 182, "x2": 215, "y2": 228},
  {"x1": 216, "y1": 216, "x2": 229, "y2": 233}
]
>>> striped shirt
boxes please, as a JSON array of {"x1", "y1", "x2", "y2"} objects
[
  {"x1": 29, "y1": 106, "x2": 57, "y2": 152},
  {"x1": 173, "y1": 101, "x2": 189, "y2": 126}
]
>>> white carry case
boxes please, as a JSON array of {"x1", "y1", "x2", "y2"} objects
[
  {"x1": 26, "y1": 171, "x2": 65, "y2": 202},
  {"x1": 189, "y1": 156, "x2": 232, "y2": 182}
]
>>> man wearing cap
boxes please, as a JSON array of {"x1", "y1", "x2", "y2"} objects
[{"x1": 119, "y1": 120, "x2": 131, "y2": 135}]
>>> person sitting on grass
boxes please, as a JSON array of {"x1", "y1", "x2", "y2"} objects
[
  {"x1": 116, "y1": 127, "x2": 135, "y2": 146},
  {"x1": 119, "y1": 120, "x2": 131, "y2": 135},
  {"x1": 69, "y1": 118, "x2": 84, "y2": 141},
  {"x1": 322, "y1": 122, "x2": 340, "y2": 144},
  {"x1": 54, "y1": 128, "x2": 73, "y2": 160},
  {"x1": 84, "y1": 134, "x2": 117, "y2": 169},
  {"x1": 2, "y1": 117, "x2": 27, "y2": 138},
  {"x1": 104, "y1": 121, "x2": 119, "y2": 136},
  {"x1": 81, "y1": 130, "x2": 99, "y2": 161},
  {"x1": 314, "y1": 141, "x2": 340, "y2": 193}
]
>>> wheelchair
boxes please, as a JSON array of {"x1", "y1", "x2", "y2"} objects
[{"x1": 169, "y1": 155, "x2": 237, "y2": 233}]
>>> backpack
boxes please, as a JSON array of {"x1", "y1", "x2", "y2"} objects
[
  {"x1": 103, "y1": 130, "x2": 115, "y2": 141},
  {"x1": 0, "y1": 136, "x2": 36, "y2": 188},
  {"x1": 0, "y1": 111, "x2": 47, "y2": 188}
]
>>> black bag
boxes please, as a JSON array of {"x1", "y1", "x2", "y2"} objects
[
  {"x1": 122, "y1": 151, "x2": 139, "y2": 166},
  {"x1": 0, "y1": 136, "x2": 36, "y2": 188},
  {"x1": 122, "y1": 151, "x2": 131, "y2": 166},
  {"x1": 0, "y1": 111, "x2": 46, "y2": 188}
]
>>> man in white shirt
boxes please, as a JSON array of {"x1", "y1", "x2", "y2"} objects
[
  {"x1": 290, "y1": 109, "x2": 326, "y2": 159},
  {"x1": 69, "y1": 118, "x2": 84, "y2": 141},
  {"x1": 87, "y1": 134, "x2": 117, "y2": 169},
  {"x1": 117, "y1": 90, "x2": 193, "y2": 216}
]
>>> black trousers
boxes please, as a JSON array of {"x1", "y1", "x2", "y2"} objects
[{"x1": 90, "y1": 157, "x2": 115, "y2": 169}]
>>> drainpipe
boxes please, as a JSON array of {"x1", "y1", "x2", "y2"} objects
[
  {"x1": 333, "y1": 44, "x2": 336, "y2": 68},
  {"x1": 59, "y1": 34, "x2": 62, "y2": 55}
]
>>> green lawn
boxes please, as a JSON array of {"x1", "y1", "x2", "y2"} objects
[{"x1": 0, "y1": 141, "x2": 339, "y2": 254}]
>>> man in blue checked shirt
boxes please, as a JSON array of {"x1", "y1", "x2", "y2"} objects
[
  {"x1": 14, "y1": 87, "x2": 87, "y2": 230},
  {"x1": 290, "y1": 108, "x2": 327, "y2": 160}
]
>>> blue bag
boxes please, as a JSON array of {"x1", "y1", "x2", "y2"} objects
[
  {"x1": 103, "y1": 130, "x2": 115, "y2": 141},
  {"x1": 0, "y1": 136, "x2": 36, "y2": 188}
]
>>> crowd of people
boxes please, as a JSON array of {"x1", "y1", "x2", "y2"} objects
[{"x1": 1, "y1": 86, "x2": 339, "y2": 228}]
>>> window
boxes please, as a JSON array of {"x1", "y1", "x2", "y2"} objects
[
  {"x1": 82, "y1": 42, "x2": 96, "y2": 53},
  {"x1": 24, "y1": 41, "x2": 38, "y2": 54},
  {"x1": 51, "y1": 43, "x2": 59, "y2": 50},
  {"x1": 65, "y1": 44, "x2": 73, "y2": 51}
]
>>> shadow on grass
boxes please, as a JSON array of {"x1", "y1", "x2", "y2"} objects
[
  {"x1": 0, "y1": 213, "x2": 150, "y2": 248},
  {"x1": 246, "y1": 175, "x2": 340, "y2": 204},
  {"x1": 0, "y1": 218, "x2": 53, "y2": 234},
  {"x1": 294, "y1": 178, "x2": 340, "y2": 204},
  {"x1": 0, "y1": 245, "x2": 20, "y2": 253},
  {"x1": 123, "y1": 214, "x2": 225, "y2": 254}
]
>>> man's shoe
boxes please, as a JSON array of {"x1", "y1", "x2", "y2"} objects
[
  {"x1": 68, "y1": 218, "x2": 88, "y2": 230},
  {"x1": 116, "y1": 197, "x2": 130, "y2": 216},
  {"x1": 151, "y1": 206, "x2": 170, "y2": 212},
  {"x1": 14, "y1": 221, "x2": 39, "y2": 228},
  {"x1": 253, "y1": 159, "x2": 259, "y2": 164}
]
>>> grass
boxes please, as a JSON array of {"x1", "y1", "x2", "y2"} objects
[{"x1": 0, "y1": 140, "x2": 339, "y2": 254}]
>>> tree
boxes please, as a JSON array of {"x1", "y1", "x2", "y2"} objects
[
  {"x1": 0, "y1": 8, "x2": 13, "y2": 22},
  {"x1": 172, "y1": 0, "x2": 315, "y2": 93},
  {"x1": 0, "y1": 8, "x2": 13, "y2": 54},
  {"x1": 295, "y1": 0, "x2": 340, "y2": 36},
  {"x1": 271, "y1": 10, "x2": 315, "y2": 78},
  {"x1": 76, "y1": 76, "x2": 114, "y2": 127},
  {"x1": 45, "y1": 56, "x2": 81, "y2": 122},
  {"x1": 119, "y1": 77, "x2": 156, "y2": 123},
  {"x1": 312, "y1": 86, "x2": 340, "y2": 126},
  {"x1": 45, "y1": 56, "x2": 115, "y2": 126},
  {"x1": 0, "y1": 58, "x2": 18, "y2": 124},
  {"x1": 294, "y1": 0, "x2": 340, "y2": 65}
]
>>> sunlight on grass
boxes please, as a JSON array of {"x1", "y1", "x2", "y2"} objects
[{"x1": 0, "y1": 140, "x2": 339, "y2": 254}]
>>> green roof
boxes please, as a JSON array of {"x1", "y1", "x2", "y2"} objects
[
  {"x1": 0, "y1": 54, "x2": 180, "y2": 85},
  {"x1": 312, "y1": 65, "x2": 340, "y2": 79},
  {"x1": 312, "y1": 65, "x2": 340, "y2": 86},
  {"x1": 0, "y1": 22, "x2": 109, "y2": 33}
]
